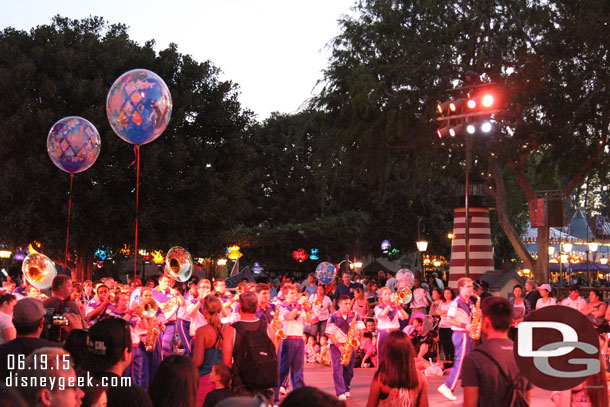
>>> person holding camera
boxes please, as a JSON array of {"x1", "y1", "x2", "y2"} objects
[
  {"x1": 0, "y1": 298, "x2": 60, "y2": 382},
  {"x1": 42, "y1": 275, "x2": 86, "y2": 342}
]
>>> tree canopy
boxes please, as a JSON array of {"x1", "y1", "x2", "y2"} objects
[
  {"x1": 311, "y1": 0, "x2": 610, "y2": 281},
  {"x1": 1, "y1": 3, "x2": 609, "y2": 282},
  {"x1": 0, "y1": 16, "x2": 255, "y2": 278}
]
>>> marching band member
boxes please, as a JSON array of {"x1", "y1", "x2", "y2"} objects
[
  {"x1": 189, "y1": 279, "x2": 211, "y2": 337},
  {"x1": 325, "y1": 295, "x2": 365, "y2": 400},
  {"x1": 25, "y1": 285, "x2": 47, "y2": 301},
  {"x1": 152, "y1": 274, "x2": 185, "y2": 358},
  {"x1": 176, "y1": 278, "x2": 201, "y2": 357},
  {"x1": 273, "y1": 284, "x2": 312, "y2": 406},
  {"x1": 80, "y1": 280, "x2": 94, "y2": 309},
  {"x1": 213, "y1": 279, "x2": 233, "y2": 324},
  {"x1": 106, "y1": 292, "x2": 134, "y2": 320},
  {"x1": 256, "y1": 283, "x2": 275, "y2": 324},
  {"x1": 229, "y1": 282, "x2": 256, "y2": 323},
  {"x1": 437, "y1": 277, "x2": 475, "y2": 401},
  {"x1": 131, "y1": 287, "x2": 164, "y2": 389},
  {"x1": 374, "y1": 287, "x2": 408, "y2": 359},
  {"x1": 86, "y1": 283, "x2": 112, "y2": 324}
]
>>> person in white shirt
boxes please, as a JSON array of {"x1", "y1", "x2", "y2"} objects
[
  {"x1": 410, "y1": 279, "x2": 431, "y2": 314},
  {"x1": 560, "y1": 285, "x2": 587, "y2": 312},
  {"x1": 374, "y1": 287, "x2": 408, "y2": 359},
  {"x1": 308, "y1": 285, "x2": 334, "y2": 341},
  {"x1": 535, "y1": 284, "x2": 557, "y2": 310},
  {"x1": 0, "y1": 294, "x2": 16, "y2": 344}
]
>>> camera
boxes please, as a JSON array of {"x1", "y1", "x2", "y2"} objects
[{"x1": 52, "y1": 315, "x2": 69, "y2": 326}]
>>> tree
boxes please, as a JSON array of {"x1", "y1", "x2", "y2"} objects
[
  {"x1": 0, "y1": 16, "x2": 255, "y2": 280},
  {"x1": 313, "y1": 0, "x2": 610, "y2": 282}
]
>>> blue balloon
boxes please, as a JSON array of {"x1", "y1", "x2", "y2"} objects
[
  {"x1": 106, "y1": 69, "x2": 172, "y2": 145},
  {"x1": 47, "y1": 116, "x2": 101, "y2": 174}
]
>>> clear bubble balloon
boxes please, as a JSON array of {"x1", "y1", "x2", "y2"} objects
[
  {"x1": 396, "y1": 269, "x2": 415, "y2": 289},
  {"x1": 47, "y1": 116, "x2": 101, "y2": 174},
  {"x1": 106, "y1": 69, "x2": 172, "y2": 146},
  {"x1": 315, "y1": 262, "x2": 337, "y2": 285}
]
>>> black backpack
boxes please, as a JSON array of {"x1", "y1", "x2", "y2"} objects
[
  {"x1": 474, "y1": 348, "x2": 529, "y2": 407},
  {"x1": 234, "y1": 320, "x2": 278, "y2": 390}
]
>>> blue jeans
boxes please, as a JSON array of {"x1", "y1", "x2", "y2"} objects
[
  {"x1": 444, "y1": 331, "x2": 472, "y2": 391},
  {"x1": 330, "y1": 344, "x2": 355, "y2": 396}
]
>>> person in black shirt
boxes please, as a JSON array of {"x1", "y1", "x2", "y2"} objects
[
  {"x1": 42, "y1": 275, "x2": 86, "y2": 342},
  {"x1": 462, "y1": 297, "x2": 532, "y2": 407},
  {"x1": 203, "y1": 364, "x2": 233, "y2": 407},
  {"x1": 524, "y1": 280, "x2": 540, "y2": 312},
  {"x1": 86, "y1": 317, "x2": 152, "y2": 407},
  {"x1": 333, "y1": 272, "x2": 359, "y2": 308}
]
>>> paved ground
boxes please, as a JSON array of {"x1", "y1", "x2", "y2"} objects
[{"x1": 295, "y1": 363, "x2": 554, "y2": 406}]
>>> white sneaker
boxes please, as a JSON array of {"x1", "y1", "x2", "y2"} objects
[
  {"x1": 338, "y1": 394, "x2": 347, "y2": 401},
  {"x1": 344, "y1": 392, "x2": 350, "y2": 398},
  {"x1": 279, "y1": 386, "x2": 287, "y2": 395},
  {"x1": 437, "y1": 384, "x2": 457, "y2": 401}
]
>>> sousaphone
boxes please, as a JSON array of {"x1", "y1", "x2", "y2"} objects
[
  {"x1": 22, "y1": 253, "x2": 56, "y2": 290},
  {"x1": 164, "y1": 246, "x2": 193, "y2": 282}
]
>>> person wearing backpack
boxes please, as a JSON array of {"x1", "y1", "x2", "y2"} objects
[
  {"x1": 325, "y1": 295, "x2": 366, "y2": 400},
  {"x1": 462, "y1": 297, "x2": 532, "y2": 407},
  {"x1": 223, "y1": 291, "x2": 279, "y2": 401}
]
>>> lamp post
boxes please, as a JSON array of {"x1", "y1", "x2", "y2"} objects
[
  {"x1": 548, "y1": 245, "x2": 556, "y2": 284},
  {"x1": 601, "y1": 257, "x2": 609, "y2": 283},
  {"x1": 588, "y1": 241, "x2": 598, "y2": 285},
  {"x1": 416, "y1": 217, "x2": 428, "y2": 277}
]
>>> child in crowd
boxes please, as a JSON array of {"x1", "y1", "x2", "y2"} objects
[
  {"x1": 318, "y1": 335, "x2": 331, "y2": 366},
  {"x1": 305, "y1": 334, "x2": 320, "y2": 363},
  {"x1": 203, "y1": 364, "x2": 233, "y2": 407},
  {"x1": 360, "y1": 331, "x2": 377, "y2": 368}
]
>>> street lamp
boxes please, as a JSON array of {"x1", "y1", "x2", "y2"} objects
[
  {"x1": 416, "y1": 217, "x2": 428, "y2": 276},
  {"x1": 586, "y1": 241, "x2": 599, "y2": 285}
]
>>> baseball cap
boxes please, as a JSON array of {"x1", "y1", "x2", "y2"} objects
[
  {"x1": 13, "y1": 297, "x2": 46, "y2": 324},
  {"x1": 539, "y1": 283, "x2": 552, "y2": 292},
  {"x1": 87, "y1": 317, "x2": 131, "y2": 357}
]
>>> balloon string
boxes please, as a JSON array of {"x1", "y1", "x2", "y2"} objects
[
  {"x1": 134, "y1": 145, "x2": 140, "y2": 284},
  {"x1": 65, "y1": 173, "x2": 74, "y2": 267}
]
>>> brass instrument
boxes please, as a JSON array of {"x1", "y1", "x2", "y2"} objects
[
  {"x1": 395, "y1": 287, "x2": 413, "y2": 305},
  {"x1": 340, "y1": 314, "x2": 359, "y2": 366},
  {"x1": 107, "y1": 284, "x2": 128, "y2": 304},
  {"x1": 22, "y1": 253, "x2": 56, "y2": 290},
  {"x1": 271, "y1": 306, "x2": 286, "y2": 340},
  {"x1": 298, "y1": 293, "x2": 313, "y2": 309},
  {"x1": 470, "y1": 295, "x2": 482, "y2": 340},
  {"x1": 137, "y1": 298, "x2": 160, "y2": 351},
  {"x1": 164, "y1": 246, "x2": 193, "y2": 282},
  {"x1": 160, "y1": 296, "x2": 178, "y2": 314}
]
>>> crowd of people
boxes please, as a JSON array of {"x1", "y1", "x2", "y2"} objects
[{"x1": 0, "y1": 267, "x2": 609, "y2": 407}]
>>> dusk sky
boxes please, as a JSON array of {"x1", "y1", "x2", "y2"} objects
[{"x1": 1, "y1": 0, "x2": 356, "y2": 120}]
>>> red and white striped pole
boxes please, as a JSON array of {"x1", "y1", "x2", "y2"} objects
[{"x1": 449, "y1": 207, "x2": 494, "y2": 286}]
